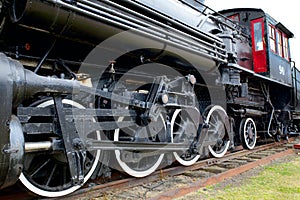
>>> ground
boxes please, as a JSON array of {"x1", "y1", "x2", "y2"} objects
[{"x1": 176, "y1": 153, "x2": 300, "y2": 200}]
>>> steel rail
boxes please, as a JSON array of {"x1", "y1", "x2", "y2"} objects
[
  {"x1": 150, "y1": 148, "x2": 294, "y2": 200},
  {"x1": 0, "y1": 140, "x2": 296, "y2": 199},
  {"x1": 57, "y1": 141, "x2": 294, "y2": 200}
]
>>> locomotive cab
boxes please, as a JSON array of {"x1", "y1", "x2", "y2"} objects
[{"x1": 219, "y1": 8, "x2": 294, "y2": 85}]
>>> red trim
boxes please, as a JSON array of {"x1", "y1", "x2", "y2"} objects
[
  {"x1": 251, "y1": 18, "x2": 267, "y2": 73},
  {"x1": 228, "y1": 14, "x2": 240, "y2": 21},
  {"x1": 294, "y1": 143, "x2": 300, "y2": 149}
]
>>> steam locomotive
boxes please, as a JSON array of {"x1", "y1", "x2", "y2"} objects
[{"x1": 0, "y1": 0, "x2": 297, "y2": 197}]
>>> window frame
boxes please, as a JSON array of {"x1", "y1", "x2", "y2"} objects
[
  {"x1": 268, "y1": 24, "x2": 277, "y2": 53},
  {"x1": 253, "y1": 21, "x2": 264, "y2": 51},
  {"x1": 277, "y1": 30, "x2": 283, "y2": 57},
  {"x1": 282, "y1": 33, "x2": 290, "y2": 60},
  {"x1": 268, "y1": 23, "x2": 290, "y2": 61}
]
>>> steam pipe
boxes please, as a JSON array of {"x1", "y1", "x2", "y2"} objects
[
  {"x1": 267, "y1": 108, "x2": 275, "y2": 137},
  {"x1": 34, "y1": 39, "x2": 57, "y2": 74},
  {"x1": 0, "y1": 53, "x2": 80, "y2": 107},
  {"x1": 0, "y1": 55, "x2": 14, "y2": 188},
  {"x1": 9, "y1": 0, "x2": 227, "y2": 64}
]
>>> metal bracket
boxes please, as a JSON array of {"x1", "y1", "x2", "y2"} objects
[
  {"x1": 189, "y1": 123, "x2": 207, "y2": 155},
  {"x1": 53, "y1": 96, "x2": 86, "y2": 186}
]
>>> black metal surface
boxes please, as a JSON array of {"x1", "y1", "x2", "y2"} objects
[
  {"x1": 0, "y1": 54, "x2": 25, "y2": 189},
  {"x1": 0, "y1": 54, "x2": 13, "y2": 189},
  {"x1": 0, "y1": 53, "x2": 80, "y2": 107},
  {"x1": 9, "y1": 0, "x2": 226, "y2": 68},
  {"x1": 13, "y1": 66, "x2": 80, "y2": 106},
  {"x1": 10, "y1": 0, "x2": 121, "y2": 44},
  {"x1": 53, "y1": 96, "x2": 85, "y2": 185},
  {"x1": 1, "y1": 116, "x2": 24, "y2": 188}
]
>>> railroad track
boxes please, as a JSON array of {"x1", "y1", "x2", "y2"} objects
[{"x1": 0, "y1": 138, "x2": 299, "y2": 200}]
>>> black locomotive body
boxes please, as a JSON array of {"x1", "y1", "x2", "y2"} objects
[{"x1": 0, "y1": 0, "x2": 297, "y2": 197}]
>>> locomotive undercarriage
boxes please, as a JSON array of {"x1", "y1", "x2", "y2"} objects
[{"x1": 0, "y1": 52, "x2": 232, "y2": 196}]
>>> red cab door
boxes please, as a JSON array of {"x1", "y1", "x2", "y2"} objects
[{"x1": 251, "y1": 18, "x2": 267, "y2": 73}]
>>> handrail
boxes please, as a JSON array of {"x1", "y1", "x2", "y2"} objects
[{"x1": 179, "y1": 0, "x2": 248, "y2": 38}]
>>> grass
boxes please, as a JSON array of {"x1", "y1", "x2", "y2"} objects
[{"x1": 183, "y1": 156, "x2": 300, "y2": 200}]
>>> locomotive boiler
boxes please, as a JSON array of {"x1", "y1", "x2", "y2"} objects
[{"x1": 0, "y1": 0, "x2": 297, "y2": 197}]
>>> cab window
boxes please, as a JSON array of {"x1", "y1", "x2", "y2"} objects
[
  {"x1": 268, "y1": 24, "x2": 276, "y2": 53},
  {"x1": 270, "y1": 24, "x2": 290, "y2": 61},
  {"x1": 283, "y1": 34, "x2": 289, "y2": 60},
  {"x1": 254, "y1": 22, "x2": 264, "y2": 51},
  {"x1": 277, "y1": 30, "x2": 283, "y2": 57}
]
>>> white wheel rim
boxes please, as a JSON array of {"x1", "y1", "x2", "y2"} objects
[
  {"x1": 171, "y1": 109, "x2": 200, "y2": 166},
  {"x1": 206, "y1": 105, "x2": 230, "y2": 158},
  {"x1": 20, "y1": 99, "x2": 101, "y2": 197},
  {"x1": 114, "y1": 114, "x2": 164, "y2": 177},
  {"x1": 208, "y1": 141, "x2": 230, "y2": 158},
  {"x1": 243, "y1": 118, "x2": 257, "y2": 150}
]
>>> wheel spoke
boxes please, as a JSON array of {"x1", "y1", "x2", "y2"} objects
[
  {"x1": 63, "y1": 166, "x2": 67, "y2": 185},
  {"x1": 209, "y1": 121, "x2": 218, "y2": 129},
  {"x1": 45, "y1": 164, "x2": 57, "y2": 186},
  {"x1": 211, "y1": 114, "x2": 217, "y2": 123},
  {"x1": 174, "y1": 121, "x2": 184, "y2": 130},
  {"x1": 30, "y1": 159, "x2": 51, "y2": 178}
]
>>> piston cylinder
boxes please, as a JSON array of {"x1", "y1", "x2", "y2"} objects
[{"x1": 0, "y1": 53, "x2": 80, "y2": 189}]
